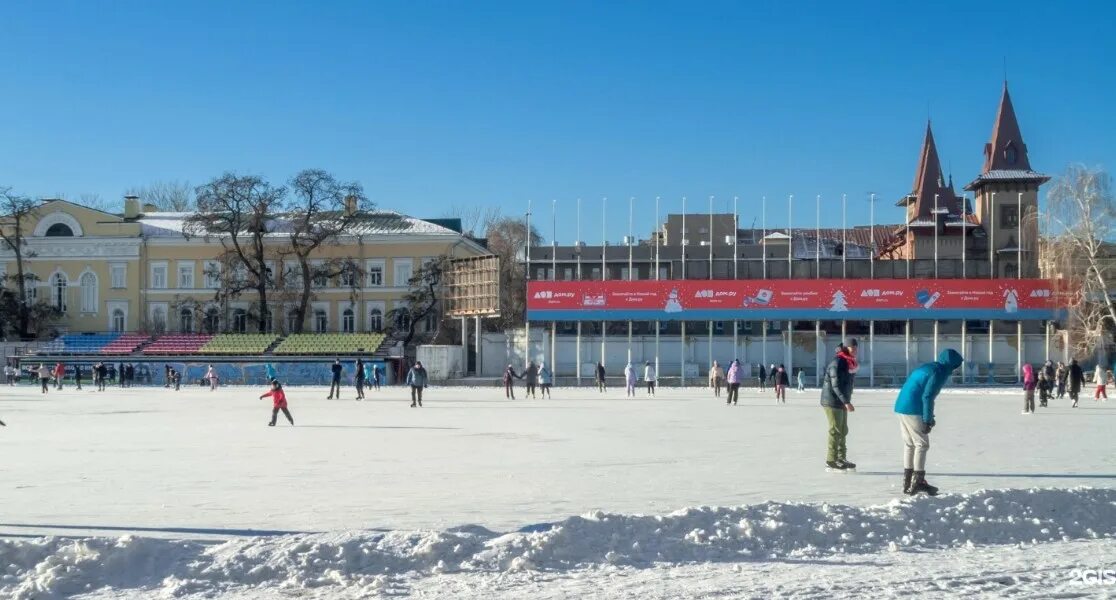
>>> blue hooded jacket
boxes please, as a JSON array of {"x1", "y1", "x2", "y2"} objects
[{"x1": 894, "y1": 349, "x2": 963, "y2": 424}]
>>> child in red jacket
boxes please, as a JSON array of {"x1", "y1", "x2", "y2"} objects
[{"x1": 260, "y1": 381, "x2": 294, "y2": 427}]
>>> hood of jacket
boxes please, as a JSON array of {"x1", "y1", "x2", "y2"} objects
[{"x1": 937, "y1": 349, "x2": 963, "y2": 371}]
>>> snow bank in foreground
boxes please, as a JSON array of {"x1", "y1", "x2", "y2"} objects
[{"x1": 3, "y1": 488, "x2": 1114, "y2": 599}]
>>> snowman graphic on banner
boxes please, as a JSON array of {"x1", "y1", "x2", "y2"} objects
[
  {"x1": 664, "y1": 289, "x2": 684, "y2": 313},
  {"x1": 829, "y1": 289, "x2": 849, "y2": 312}
]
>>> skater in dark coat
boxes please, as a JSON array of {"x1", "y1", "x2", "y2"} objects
[
  {"x1": 503, "y1": 364, "x2": 521, "y2": 399},
  {"x1": 595, "y1": 361, "x2": 607, "y2": 392},
  {"x1": 894, "y1": 348, "x2": 963, "y2": 496},
  {"x1": 757, "y1": 363, "x2": 766, "y2": 392},
  {"x1": 372, "y1": 364, "x2": 382, "y2": 390},
  {"x1": 327, "y1": 359, "x2": 343, "y2": 399},
  {"x1": 260, "y1": 380, "x2": 294, "y2": 426},
  {"x1": 74, "y1": 364, "x2": 83, "y2": 390},
  {"x1": 820, "y1": 339, "x2": 858, "y2": 471},
  {"x1": 1068, "y1": 359, "x2": 1084, "y2": 407},
  {"x1": 1040, "y1": 361, "x2": 1055, "y2": 407},
  {"x1": 355, "y1": 357, "x2": 366, "y2": 400},
  {"x1": 406, "y1": 361, "x2": 428, "y2": 407},
  {"x1": 1055, "y1": 362, "x2": 1067, "y2": 399},
  {"x1": 523, "y1": 362, "x2": 539, "y2": 398},
  {"x1": 774, "y1": 364, "x2": 789, "y2": 403}
]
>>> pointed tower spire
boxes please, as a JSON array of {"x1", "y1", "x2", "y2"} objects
[
  {"x1": 901, "y1": 120, "x2": 960, "y2": 220},
  {"x1": 983, "y1": 81, "x2": 1031, "y2": 172}
]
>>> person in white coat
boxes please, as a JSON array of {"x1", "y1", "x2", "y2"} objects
[
  {"x1": 1095, "y1": 364, "x2": 1109, "y2": 401},
  {"x1": 644, "y1": 361, "x2": 656, "y2": 396},
  {"x1": 624, "y1": 363, "x2": 637, "y2": 397}
]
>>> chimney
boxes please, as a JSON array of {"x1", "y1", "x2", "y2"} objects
[
  {"x1": 142, "y1": 203, "x2": 158, "y2": 214},
  {"x1": 124, "y1": 195, "x2": 140, "y2": 219},
  {"x1": 344, "y1": 195, "x2": 358, "y2": 217}
]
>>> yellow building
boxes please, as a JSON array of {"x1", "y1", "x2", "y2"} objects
[{"x1": 1, "y1": 197, "x2": 488, "y2": 337}]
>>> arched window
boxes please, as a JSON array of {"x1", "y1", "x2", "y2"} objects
[
  {"x1": 204, "y1": 307, "x2": 220, "y2": 334},
  {"x1": 45, "y1": 223, "x2": 75, "y2": 237},
  {"x1": 152, "y1": 306, "x2": 167, "y2": 334},
  {"x1": 232, "y1": 309, "x2": 248, "y2": 333},
  {"x1": 287, "y1": 309, "x2": 301, "y2": 334},
  {"x1": 260, "y1": 308, "x2": 273, "y2": 333},
  {"x1": 342, "y1": 308, "x2": 355, "y2": 333},
  {"x1": 112, "y1": 309, "x2": 125, "y2": 332},
  {"x1": 395, "y1": 312, "x2": 411, "y2": 331},
  {"x1": 80, "y1": 272, "x2": 97, "y2": 313},
  {"x1": 180, "y1": 309, "x2": 194, "y2": 333},
  {"x1": 314, "y1": 309, "x2": 328, "y2": 333},
  {"x1": 369, "y1": 308, "x2": 383, "y2": 332},
  {"x1": 50, "y1": 272, "x2": 68, "y2": 312}
]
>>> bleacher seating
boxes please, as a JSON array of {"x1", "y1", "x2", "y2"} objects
[
  {"x1": 273, "y1": 333, "x2": 386, "y2": 355},
  {"x1": 38, "y1": 333, "x2": 120, "y2": 355},
  {"x1": 198, "y1": 334, "x2": 279, "y2": 355},
  {"x1": 144, "y1": 334, "x2": 214, "y2": 355},
  {"x1": 99, "y1": 334, "x2": 150, "y2": 355}
]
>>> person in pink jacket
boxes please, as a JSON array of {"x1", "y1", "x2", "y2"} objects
[
  {"x1": 1022, "y1": 363, "x2": 1036, "y2": 415},
  {"x1": 725, "y1": 360, "x2": 741, "y2": 405}
]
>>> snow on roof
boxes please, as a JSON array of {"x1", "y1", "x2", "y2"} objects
[{"x1": 139, "y1": 210, "x2": 461, "y2": 238}]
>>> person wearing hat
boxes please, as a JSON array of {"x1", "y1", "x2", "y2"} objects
[
  {"x1": 820, "y1": 338, "x2": 859, "y2": 471},
  {"x1": 894, "y1": 348, "x2": 963, "y2": 496}
]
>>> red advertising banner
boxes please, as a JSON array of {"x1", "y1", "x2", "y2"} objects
[{"x1": 526, "y1": 279, "x2": 1067, "y2": 321}]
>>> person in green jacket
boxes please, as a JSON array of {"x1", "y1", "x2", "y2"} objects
[
  {"x1": 894, "y1": 348, "x2": 963, "y2": 496},
  {"x1": 820, "y1": 339, "x2": 858, "y2": 471}
]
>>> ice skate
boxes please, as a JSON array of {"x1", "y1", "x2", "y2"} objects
[
  {"x1": 825, "y1": 460, "x2": 847, "y2": 472},
  {"x1": 836, "y1": 459, "x2": 856, "y2": 471},
  {"x1": 906, "y1": 471, "x2": 938, "y2": 496}
]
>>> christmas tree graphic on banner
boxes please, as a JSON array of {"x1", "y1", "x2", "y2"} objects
[{"x1": 829, "y1": 290, "x2": 849, "y2": 312}]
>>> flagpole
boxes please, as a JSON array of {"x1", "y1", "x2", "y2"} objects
[
  {"x1": 524, "y1": 200, "x2": 532, "y2": 369},
  {"x1": 681, "y1": 196, "x2": 687, "y2": 386},
  {"x1": 762, "y1": 195, "x2": 767, "y2": 279},
  {"x1": 627, "y1": 196, "x2": 634, "y2": 365},
  {"x1": 842, "y1": 193, "x2": 847, "y2": 278},
  {"x1": 551, "y1": 199, "x2": 557, "y2": 375},
  {"x1": 934, "y1": 193, "x2": 939, "y2": 278},
  {"x1": 576, "y1": 197, "x2": 582, "y2": 385},
  {"x1": 601, "y1": 197, "x2": 606, "y2": 371},
  {"x1": 906, "y1": 195, "x2": 911, "y2": 278},
  {"x1": 654, "y1": 196, "x2": 660, "y2": 384},
  {"x1": 708, "y1": 195, "x2": 713, "y2": 376},
  {"x1": 787, "y1": 194, "x2": 793, "y2": 279},
  {"x1": 1017, "y1": 192, "x2": 1023, "y2": 278},
  {"x1": 733, "y1": 194, "x2": 739, "y2": 364},
  {"x1": 961, "y1": 194, "x2": 967, "y2": 277},
  {"x1": 870, "y1": 193, "x2": 876, "y2": 279},
  {"x1": 990, "y1": 192, "x2": 996, "y2": 279},
  {"x1": 815, "y1": 194, "x2": 821, "y2": 278}
]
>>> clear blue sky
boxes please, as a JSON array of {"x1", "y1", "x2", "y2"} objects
[{"x1": 1, "y1": 1, "x2": 1112, "y2": 243}]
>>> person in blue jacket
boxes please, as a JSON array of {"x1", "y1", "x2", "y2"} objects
[{"x1": 894, "y1": 348, "x2": 963, "y2": 496}]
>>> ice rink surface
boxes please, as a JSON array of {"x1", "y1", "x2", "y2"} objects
[{"x1": 2, "y1": 382, "x2": 1115, "y2": 598}]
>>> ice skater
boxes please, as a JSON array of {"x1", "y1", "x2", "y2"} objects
[
  {"x1": 538, "y1": 362, "x2": 552, "y2": 398},
  {"x1": 355, "y1": 357, "x2": 366, "y2": 400},
  {"x1": 260, "y1": 380, "x2": 294, "y2": 426},
  {"x1": 523, "y1": 361, "x2": 539, "y2": 398},
  {"x1": 1022, "y1": 363, "x2": 1036, "y2": 414},
  {"x1": 95, "y1": 362, "x2": 107, "y2": 392},
  {"x1": 595, "y1": 361, "x2": 607, "y2": 392},
  {"x1": 1055, "y1": 361, "x2": 1067, "y2": 399},
  {"x1": 757, "y1": 363, "x2": 766, "y2": 392},
  {"x1": 37, "y1": 363, "x2": 51, "y2": 394},
  {"x1": 205, "y1": 365, "x2": 219, "y2": 391},
  {"x1": 1068, "y1": 359, "x2": 1084, "y2": 407},
  {"x1": 53, "y1": 362, "x2": 65, "y2": 390},
  {"x1": 726, "y1": 359, "x2": 741, "y2": 405},
  {"x1": 74, "y1": 364, "x2": 83, "y2": 390},
  {"x1": 328, "y1": 358, "x2": 343, "y2": 400},
  {"x1": 624, "y1": 363, "x2": 637, "y2": 397},
  {"x1": 894, "y1": 349, "x2": 962, "y2": 496},
  {"x1": 503, "y1": 364, "x2": 521, "y2": 399},
  {"x1": 406, "y1": 361, "x2": 428, "y2": 407},
  {"x1": 265, "y1": 363, "x2": 278, "y2": 383},
  {"x1": 644, "y1": 361, "x2": 656, "y2": 396},
  {"x1": 371, "y1": 363, "x2": 382, "y2": 390},
  {"x1": 820, "y1": 339, "x2": 858, "y2": 471},
  {"x1": 1040, "y1": 360, "x2": 1055, "y2": 407},
  {"x1": 709, "y1": 361, "x2": 723, "y2": 397},
  {"x1": 796, "y1": 368, "x2": 806, "y2": 392},
  {"x1": 774, "y1": 364, "x2": 788, "y2": 403}
]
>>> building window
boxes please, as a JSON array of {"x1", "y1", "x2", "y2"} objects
[
  {"x1": 45, "y1": 223, "x2": 74, "y2": 237},
  {"x1": 151, "y1": 306, "x2": 167, "y2": 333},
  {"x1": 1005, "y1": 144, "x2": 1018, "y2": 165},
  {"x1": 369, "y1": 308, "x2": 383, "y2": 332},
  {"x1": 590, "y1": 267, "x2": 601, "y2": 280},
  {"x1": 178, "y1": 263, "x2": 194, "y2": 289},
  {"x1": 232, "y1": 309, "x2": 248, "y2": 333},
  {"x1": 714, "y1": 321, "x2": 724, "y2": 333},
  {"x1": 25, "y1": 279, "x2": 37, "y2": 303},
  {"x1": 424, "y1": 310, "x2": 438, "y2": 332},
  {"x1": 204, "y1": 261, "x2": 220, "y2": 289},
  {"x1": 287, "y1": 309, "x2": 301, "y2": 334},
  {"x1": 204, "y1": 307, "x2": 220, "y2": 334},
  {"x1": 151, "y1": 263, "x2": 168, "y2": 289},
  {"x1": 260, "y1": 308, "x2": 273, "y2": 333},
  {"x1": 314, "y1": 309, "x2": 328, "y2": 333},
  {"x1": 80, "y1": 272, "x2": 97, "y2": 313},
  {"x1": 112, "y1": 309, "x2": 126, "y2": 332},
  {"x1": 110, "y1": 264, "x2": 126, "y2": 288},
  {"x1": 563, "y1": 267, "x2": 573, "y2": 280},
  {"x1": 342, "y1": 308, "x2": 355, "y2": 333},
  {"x1": 312, "y1": 262, "x2": 328, "y2": 288},
  {"x1": 180, "y1": 309, "x2": 194, "y2": 333},
  {"x1": 366, "y1": 261, "x2": 384, "y2": 286},
  {"x1": 1000, "y1": 205, "x2": 1019, "y2": 228},
  {"x1": 394, "y1": 259, "x2": 413, "y2": 286},
  {"x1": 51, "y1": 272, "x2": 68, "y2": 312},
  {"x1": 341, "y1": 264, "x2": 357, "y2": 288}
]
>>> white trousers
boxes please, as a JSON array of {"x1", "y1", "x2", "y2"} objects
[{"x1": 899, "y1": 414, "x2": 930, "y2": 471}]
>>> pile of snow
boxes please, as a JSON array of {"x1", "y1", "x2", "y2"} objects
[{"x1": 3, "y1": 487, "x2": 1114, "y2": 598}]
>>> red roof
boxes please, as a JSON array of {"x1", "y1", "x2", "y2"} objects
[
  {"x1": 901, "y1": 122, "x2": 962, "y2": 221},
  {"x1": 983, "y1": 82, "x2": 1031, "y2": 173}
]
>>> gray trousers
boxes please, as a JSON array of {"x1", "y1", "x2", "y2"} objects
[{"x1": 898, "y1": 414, "x2": 930, "y2": 471}]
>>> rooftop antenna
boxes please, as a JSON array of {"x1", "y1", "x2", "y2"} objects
[{"x1": 1003, "y1": 56, "x2": 1009, "y2": 84}]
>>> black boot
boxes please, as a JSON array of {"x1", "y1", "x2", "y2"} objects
[
  {"x1": 837, "y1": 459, "x2": 856, "y2": 470},
  {"x1": 908, "y1": 471, "x2": 938, "y2": 496},
  {"x1": 902, "y1": 468, "x2": 913, "y2": 494},
  {"x1": 825, "y1": 460, "x2": 846, "y2": 471}
]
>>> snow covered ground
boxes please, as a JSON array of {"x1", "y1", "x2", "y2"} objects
[{"x1": 2, "y1": 383, "x2": 1115, "y2": 598}]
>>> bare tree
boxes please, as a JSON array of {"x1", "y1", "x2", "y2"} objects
[
  {"x1": 484, "y1": 217, "x2": 541, "y2": 331},
  {"x1": 127, "y1": 180, "x2": 196, "y2": 211},
  {"x1": 283, "y1": 169, "x2": 370, "y2": 333},
  {"x1": 387, "y1": 256, "x2": 448, "y2": 353},
  {"x1": 1044, "y1": 165, "x2": 1116, "y2": 359},
  {"x1": 0, "y1": 187, "x2": 43, "y2": 338},
  {"x1": 444, "y1": 205, "x2": 501, "y2": 238},
  {"x1": 185, "y1": 174, "x2": 286, "y2": 333}
]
